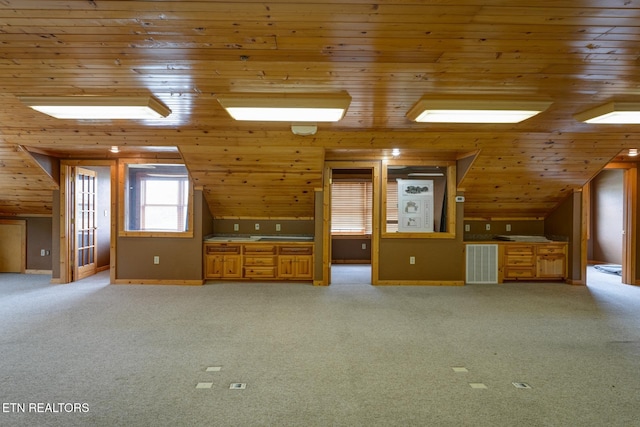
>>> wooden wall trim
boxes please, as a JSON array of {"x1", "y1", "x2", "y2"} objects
[
  {"x1": 324, "y1": 160, "x2": 381, "y2": 286},
  {"x1": 59, "y1": 160, "x2": 117, "y2": 284},
  {"x1": 376, "y1": 280, "x2": 465, "y2": 286},
  {"x1": 113, "y1": 279, "x2": 204, "y2": 286}
]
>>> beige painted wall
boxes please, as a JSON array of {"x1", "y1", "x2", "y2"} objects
[
  {"x1": 116, "y1": 190, "x2": 208, "y2": 281},
  {"x1": 378, "y1": 195, "x2": 464, "y2": 282},
  {"x1": 212, "y1": 219, "x2": 314, "y2": 236},
  {"x1": 464, "y1": 219, "x2": 545, "y2": 238},
  {"x1": 590, "y1": 169, "x2": 623, "y2": 264}
]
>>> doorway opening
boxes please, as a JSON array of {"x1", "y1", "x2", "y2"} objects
[
  {"x1": 585, "y1": 158, "x2": 636, "y2": 286},
  {"x1": 60, "y1": 160, "x2": 116, "y2": 284},
  {"x1": 325, "y1": 163, "x2": 379, "y2": 285}
]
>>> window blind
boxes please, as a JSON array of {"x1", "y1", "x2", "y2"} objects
[
  {"x1": 331, "y1": 182, "x2": 372, "y2": 234},
  {"x1": 386, "y1": 180, "x2": 398, "y2": 232}
]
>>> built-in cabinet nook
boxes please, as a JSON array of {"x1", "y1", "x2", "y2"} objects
[{"x1": 204, "y1": 241, "x2": 313, "y2": 281}]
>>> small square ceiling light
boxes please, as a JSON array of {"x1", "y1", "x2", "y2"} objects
[
  {"x1": 574, "y1": 102, "x2": 640, "y2": 124},
  {"x1": 216, "y1": 92, "x2": 351, "y2": 122},
  {"x1": 407, "y1": 98, "x2": 552, "y2": 123},
  {"x1": 19, "y1": 95, "x2": 171, "y2": 119}
]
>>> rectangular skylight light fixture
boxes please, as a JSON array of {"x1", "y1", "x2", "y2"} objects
[
  {"x1": 407, "y1": 98, "x2": 552, "y2": 123},
  {"x1": 19, "y1": 96, "x2": 171, "y2": 119},
  {"x1": 217, "y1": 92, "x2": 351, "y2": 122},
  {"x1": 574, "y1": 102, "x2": 640, "y2": 124}
]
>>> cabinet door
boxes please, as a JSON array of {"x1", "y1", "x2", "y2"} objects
[
  {"x1": 537, "y1": 255, "x2": 565, "y2": 278},
  {"x1": 278, "y1": 256, "x2": 295, "y2": 278},
  {"x1": 205, "y1": 255, "x2": 224, "y2": 278},
  {"x1": 224, "y1": 255, "x2": 242, "y2": 278},
  {"x1": 295, "y1": 256, "x2": 313, "y2": 279}
]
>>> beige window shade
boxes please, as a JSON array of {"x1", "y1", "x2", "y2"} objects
[
  {"x1": 331, "y1": 182, "x2": 372, "y2": 235},
  {"x1": 386, "y1": 180, "x2": 399, "y2": 233}
]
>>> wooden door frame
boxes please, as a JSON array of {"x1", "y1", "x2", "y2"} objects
[
  {"x1": 582, "y1": 162, "x2": 637, "y2": 285},
  {"x1": 322, "y1": 161, "x2": 380, "y2": 286},
  {"x1": 59, "y1": 160, "x2": 116, "y2": 284},
  {"x1": 0, "y1": 219, "x2": 26, "y2": 273},
  {"x1": 618, "y1": 164, "x2": 637, "y2": 285}
]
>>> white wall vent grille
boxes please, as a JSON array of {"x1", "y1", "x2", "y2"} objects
[{"x1": 466, "y1": 244, "x2": 498, "y2": 284}]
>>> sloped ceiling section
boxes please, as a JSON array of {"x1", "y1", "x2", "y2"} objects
[
  {"x1": 0, "y1": 1, "x2": 639, "y2": 219},
  {"x1": 0, "y1": 143, "x2": 58, "y2": 216},
  {"x1": 181, "y1": 145, "x2": 324, "y2": 219}
]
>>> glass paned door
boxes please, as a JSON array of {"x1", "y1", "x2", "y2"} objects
[{"x1": 75, "y1": 167, "x2": 97, "y2": 280}]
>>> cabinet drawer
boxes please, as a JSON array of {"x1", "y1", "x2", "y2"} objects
[
  {"x1": 505, "y1": 255, "x2": 535, "y2": 267},
  {"x1": 244, "y1": 256, "x2": 276, "y2": 266},
  {"x1": 537, "y1": 245, "x2": 566, "y2": 255},
  {"x1": 504, "y1": 267, "x2": 536, "y2": 279},
  {"x1": 244, "y1": 245, "x2": 277, "y2": 255},
  {"x1": 504, "y1": 245, "x2": 534, "y2": 256},
  {"x1": 206, "y1": 244, "x2": 240, "y2": 254},
  {"x1": 279, "y1": 245, "x2": 313, "y2": 255},
  {"x1": 244, "y1": 267, "x2": 276, "y2": 278}
]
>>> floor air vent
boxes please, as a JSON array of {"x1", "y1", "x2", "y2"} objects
[{"x1": 466, "y1": 244, "x2": 498, "y2": 284}]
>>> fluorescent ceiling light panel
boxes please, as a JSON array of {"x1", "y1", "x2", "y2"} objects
[
  {"x1": 407, "y1": 99, "x2": 552, "y2": 123},
  {"x1": 574, "y1": 102, "x2": 640, "y2": 124},
  {"x1": 19, "y1": 96, "x2": 171, "y2": 119},
  {"x1": 217, "y1": 92, "x2": 351, "y2": 122}
]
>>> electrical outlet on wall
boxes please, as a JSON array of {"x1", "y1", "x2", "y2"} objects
[
  {"x1": 255, "y1": 223, "x2": 260, "y2": 230},
  {"x1": 410, "y1": 256, "x2": 416, "y2": 265},
  {"x1": 465, "y1": 224, "x2": 470, "y2": 232},
  {"x1": 485, "y1": 224, "x2": 491, "y2": 231},
  {"x1": 153, "y1": 256, "x2": 160, "y2": 265},
  {"x1": 276, "y1": 224, "x2": 281, "y2": 232},
  {"x1": 234, "y1": 223, "x2": 239, "y2": 231},
  {"x1": 506, "y1": 224, "x2": 511, "y2": 232}
]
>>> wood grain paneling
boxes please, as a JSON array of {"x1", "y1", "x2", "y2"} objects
[
  {"x1": 1, "y1": 1, "x2": 639, "y2": 219},
  {"x1": 0, "y1": 146, "x2": 58, "y2": 216}
]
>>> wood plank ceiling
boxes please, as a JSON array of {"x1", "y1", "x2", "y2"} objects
[{"x1": 1, "y1": 1, "x2": 639, "y2": 219}]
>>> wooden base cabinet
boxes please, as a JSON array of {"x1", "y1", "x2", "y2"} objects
[
  {"x1": 503, "y1": 243, "x2": 566, "y2": 281},
  {"x1": 243, "y1": 244, "x2": 277, "y2": 279},
  {"x1": 204, "y1": 244, "x2": 242, "y2": 279},
  {"x1": 204, "y1": 241, "x2": 313, "y2": 281},
  {"x1": 278, "y1": 245, "x2": 313, "y2": 279},
  {"x1": 536, "y1": 245, "x2": 566, "y2": 279},
  {"x1": 503, "y1": 245, "x2": 536, "y2": 280}
]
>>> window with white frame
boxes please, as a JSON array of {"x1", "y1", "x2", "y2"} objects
[{"x1": 124, "y1": 163, "x2": 191, "y2": 233}]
